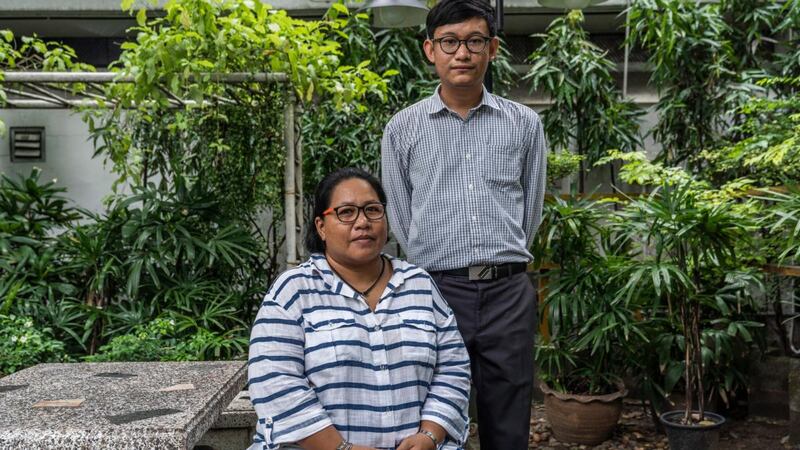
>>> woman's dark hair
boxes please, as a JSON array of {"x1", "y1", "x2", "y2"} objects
[
  {"x1": 305, "y1": 167, "x2": 388, "y2": 254},
  {"x1": 426, "y1": 0, "x2": 496, "y2": 39}
]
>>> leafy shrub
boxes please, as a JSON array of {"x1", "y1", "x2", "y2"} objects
[
  {"x1": 86, "y1": 317, "x2": 247, "y2": 362},
  {"x1": 0, "y1": 314, "x2": 68, "y2": 375}
]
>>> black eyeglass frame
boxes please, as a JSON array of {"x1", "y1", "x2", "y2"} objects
[
  {"x1": 431, "y1": 36, "x2": 492, "y2": 55},
  {"x1": 322, "y1": 202, "x2": 387, "y2": 224}
]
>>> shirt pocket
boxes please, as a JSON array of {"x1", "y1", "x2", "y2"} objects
[
  {"x1": 481, "y1": 140, "x2": 523, "y2": 190},
  {"x1": 304, "y1": 318, "x2": 368, "y2": 367},
  {"x1": 396, "y1": 312, "x2": 437, "y2": 366}
]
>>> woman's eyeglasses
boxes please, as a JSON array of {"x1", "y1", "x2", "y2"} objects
[
  {"x1": 432, "y1": 36, "x2": 491, "y2": 55},
  {"x1": 323, "y1": 202, "x2": 386, "y2": 224}
]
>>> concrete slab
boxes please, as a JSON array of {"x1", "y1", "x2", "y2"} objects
[{"x1": 0, "y1": 361, "x2": 246, "y2": 450}]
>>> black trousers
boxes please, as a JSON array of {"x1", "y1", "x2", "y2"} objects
[{"x1": 431, "y1": 271, "x2": 537, "y2": 450}]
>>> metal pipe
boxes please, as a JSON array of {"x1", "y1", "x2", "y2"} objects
[
  {"x1": 283, "y1": 91, "x2": 298, "y2": 267},
  {"x1": 0, "y1": 72, "x2": 288, "y2": 84}
]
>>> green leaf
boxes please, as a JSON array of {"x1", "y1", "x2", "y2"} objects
[
  {"x1": 331, "y1": 2, "x2": 350, "y2": 15},
  {"x1": 136, "y1": 8, "x2": 148, "y2": 26}
]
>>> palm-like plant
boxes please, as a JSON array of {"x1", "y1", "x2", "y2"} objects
[
  {"x1": 533, "y1": 195, "x2": 649, "y2": 395},
  {"x1": 616, "y1": 181, "x2": 762, "y2": 423},
  {"x1": 524, "y1": 9, "x2": 642, "y2": 192},
  {"x1": 760, "y1": 185, "x2": 800, "y2": 263}
]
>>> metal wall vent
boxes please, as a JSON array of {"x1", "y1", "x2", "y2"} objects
[{"x1": 10, "y1": 127, "x2": 45, "y2": 162}]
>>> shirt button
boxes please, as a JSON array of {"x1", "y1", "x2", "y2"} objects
[
  {"x1": 468, "y1": 183, "x2": 473, "y2": 190},
  {"x1": 472, "y1": 216, "x2": 477, "y2": 221},
  {"x1": 373, "y1": 325, "x2": 380, "y2": 331},
  {"x1": 380, "y1": 365, "x2": 388, "y2": 370},
  {"x1": 466, "y1": 153, "x2": 471, "y2": 160}
]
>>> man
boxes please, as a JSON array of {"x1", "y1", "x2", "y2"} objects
[{"x1": 381, "y1": 0, "x2": 547, "y2": 449}]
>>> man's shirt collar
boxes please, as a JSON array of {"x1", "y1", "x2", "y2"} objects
[{"x1": 427, "y1": 84, "x2": 500, "y2": 115}]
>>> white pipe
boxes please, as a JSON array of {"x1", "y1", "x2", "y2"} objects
[
  {"x1": 294, "y1": 101, "x2": 305, "y2": 263},
  {"x1": 284, "y1": 92, "x2": 298, "y2": 267},
  {"x1": 622, "y1": 0, "x2": 630, "y2": 98},
  {"x1": 0, "y1": 71, "x2": 288, "y2": 84}
]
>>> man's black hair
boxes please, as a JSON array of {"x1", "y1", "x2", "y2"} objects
[
  {"x1": 305, "y1": 167, "x2": 388, "y2": 254},
  {"x1": 426, "y1": 0, "x2": 496, "y2": 39}
]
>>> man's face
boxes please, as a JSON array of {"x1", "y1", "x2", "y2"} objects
[{"x1": 423, "y1": 17, "x2": 499, "y2": 91}]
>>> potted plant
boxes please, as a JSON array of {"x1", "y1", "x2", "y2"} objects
[
  {"x1": 532, "y1": 194, "x2": 648, "y2": 445},
  {"x1": 615, "y1": 179, "x2": 762, "y2": 450}
]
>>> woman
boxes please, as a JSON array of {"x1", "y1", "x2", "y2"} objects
[{"x1": 248, "y1": 168, "x2": 470, "y2": 450}]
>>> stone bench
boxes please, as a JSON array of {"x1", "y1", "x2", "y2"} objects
[
  {"x1": 0, "y1": 361, "x2": 246, "y2": 450},
  {"x1": 195, "y1": 390, "x2": 257, "y2": 450}
]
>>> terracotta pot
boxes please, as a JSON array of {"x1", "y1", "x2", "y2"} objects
[{"x1": 541, "y1": 381, "x2": 627, "y2": 445}]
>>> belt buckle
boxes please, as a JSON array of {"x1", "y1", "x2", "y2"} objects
[{"x1": 468, "y1": 265, "x2": 496, "y2": 281}]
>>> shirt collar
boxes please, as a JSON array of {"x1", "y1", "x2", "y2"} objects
[
  {"x1": 307, "y1": 253, "x2": 426, "y2": 301},
  {"x1": 427, "y1": 84, "x2": 500, "y2": 115}
]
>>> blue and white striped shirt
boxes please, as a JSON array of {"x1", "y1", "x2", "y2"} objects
[
  {"x1": 381, "y1": 85, "x2": 548, "y2": 271},
  {"x1": 247, "y1": 254, "x2": 471, "y2": 450}
]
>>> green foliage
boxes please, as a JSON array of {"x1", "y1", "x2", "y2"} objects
[
  {"x1": 0, "y1": 29, "x2": 94, "y2": 135},
  {"x1": 614, "y1": 170, "x2": 763, "y2": 422},
  {"x1": 759, "y1": 185, "x2": 800, "y2": 263},
  {"x1": 524, "y1": 10, "x2": 642, "y2": 173},
  {"x1": 546, "y1": 151, "x2": 583, "y2": 186},
  {"x1": 0, "y1": 170, "x2": 85, "y2": 350},
  {"x1": 301, "y1": 10, "x2": 412, "y2": 190},
  {"x1": 696, "y1": 77, "x2": 800, "y2": 186},
  {"x1": 86, "y1": 317, "x2": 246, "y2": 362},
  {"x1": 0, "y1": 169, "x2": 264, "y2": 366},
  {"x1": 533, "y1": 194, "x2": 649, "y2": 395},
  {"x1": 776, "y1": 0, "x2": 800, "y2": 77},
  {"x1": 89, "y1": 0, "x2": 392, "y2": 207},
  {"x1": 720, "y1": 0, "x2": 783, "y2": 73},
  {"x1": 0, "y1": 314, "x2": 68, "y2": 375},
  {"x1": 117, "y1": 0, "x2": 388, "y2": 109},
  {"x1": 627, "y1": 0, "x2": 759, "y2": 167},
  {"x1": 57, "y1": 179, "x2": 268, "y2": 353}
]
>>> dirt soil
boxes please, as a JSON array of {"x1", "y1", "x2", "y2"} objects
[{"x1": 467, "y1": 401, "x2": 795, "y2": 450}]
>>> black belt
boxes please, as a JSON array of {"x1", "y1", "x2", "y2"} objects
[{"x1": 432, "y1": 263, "x2": 528, "y2": 281}]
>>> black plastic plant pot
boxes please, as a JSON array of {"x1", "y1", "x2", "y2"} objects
[{"x1": 659, "y1": 410, "x2": 726, "y2": 450}]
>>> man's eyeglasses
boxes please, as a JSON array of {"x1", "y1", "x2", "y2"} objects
[
  {"x1": 323, "y1": 202, "x2": 386, "y2": 224},
  {"x1": 432, "y1": 36, "x2": 492, "y2": 55}
]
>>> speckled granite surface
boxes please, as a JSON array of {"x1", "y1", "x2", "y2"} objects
[
  {"x1": 0, "y1": 361, "x2": 247, "y2": 450},
  {"x1": 212, "y1": 390, "x2": 257, "y2": 429}
]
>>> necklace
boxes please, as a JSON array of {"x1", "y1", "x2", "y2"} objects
[{"x1": 329, "y1": 256, "x2": 387, "y2": 297}]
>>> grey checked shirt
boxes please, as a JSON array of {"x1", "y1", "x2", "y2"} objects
[{"x1": 381, "y1": 86, "x2": 548, "y2": 272}]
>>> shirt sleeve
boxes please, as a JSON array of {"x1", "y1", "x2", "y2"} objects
[
  {"x1": 381, "y1": 120, "x2": 413, "y2": 254},
  {"x1": 522, "y1": 113, "x2": 548, "y2": 248},
  {"x1": 248, "y1": 295, "x2": 333, "y2": 446},
  {"x1": 420, "y1": 283, "x2": 471, "y2": 444}
]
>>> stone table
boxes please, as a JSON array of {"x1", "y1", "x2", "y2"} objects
[{"x1": 0, "y1": 361, "x2": 247, "y2": 450}]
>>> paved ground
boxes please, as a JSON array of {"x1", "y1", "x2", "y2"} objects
[{"x1": 466, "y1": 401, "x2": 795, "y2": 450}]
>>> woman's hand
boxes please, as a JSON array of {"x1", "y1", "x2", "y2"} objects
[
  {"x1": 395, "y1": 433, "x2": 436, "y2": 450},
  {"x1": 351, "y1": 446, "x2": 379, "y2": 450}
]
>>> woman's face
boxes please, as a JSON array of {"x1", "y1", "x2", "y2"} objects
[{"x1": 315, "y1": 178, "x2": 388, "y2": 267}]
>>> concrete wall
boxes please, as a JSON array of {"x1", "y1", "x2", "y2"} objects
[{"x1": 0, "y1": 109, "x2": 117, "y2": 213}]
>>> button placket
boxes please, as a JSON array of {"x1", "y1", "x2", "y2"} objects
[
  {"x1": 366, "y1": 309, "x2": 393, "y2": 440},
  {"x1": 466, "y1": 123, "x2": 480, "y2": 259}
]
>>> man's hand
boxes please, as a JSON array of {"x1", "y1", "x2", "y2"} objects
[{"x1": 396, "y1": 433, "x2": 436, "y2": 450}]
